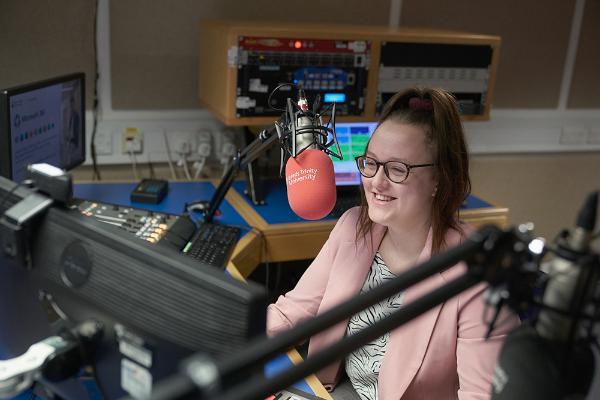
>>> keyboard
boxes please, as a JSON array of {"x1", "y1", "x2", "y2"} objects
[{"x1": 182, "y1": 223, "x2": 241, "y2": 269}]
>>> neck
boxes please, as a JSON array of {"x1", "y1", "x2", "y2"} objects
[{"x1": 384, "y1": 217, "x2": 432, "y2": 258}]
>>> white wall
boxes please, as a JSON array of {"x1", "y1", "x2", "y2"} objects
[{"x1": 85, "y1": 0, "x2": 600, "y2": 170}]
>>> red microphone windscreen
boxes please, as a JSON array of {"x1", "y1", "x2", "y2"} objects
[{"x1": 285, "y1": 149, "x2": 337, "y2": 220}]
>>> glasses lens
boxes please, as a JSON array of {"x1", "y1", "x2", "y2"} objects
[
  {"x1": 386, "y1": 161, "x2": 408, "y2": 182},
  {"x1": 357, "y1": 156, "x2": 378, "y2": 177}
]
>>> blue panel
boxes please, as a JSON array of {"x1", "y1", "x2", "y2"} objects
[
  {"x1": 265, "y1": 353, "x2": 315, "y2": 394},
  {"x1": 233, "y1": 180, "x2": 338, "y2": 225},
  {"x1": 74, "y1": 182, "x2": 248, "y2": 228},
  {"x1": 463, "y1": 193, "x2": 491, "y2": 209}
]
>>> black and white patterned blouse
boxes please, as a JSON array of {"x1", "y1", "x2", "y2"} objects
[{"x1": 345, "y1": 252, "x2": 404, "y2": 400}]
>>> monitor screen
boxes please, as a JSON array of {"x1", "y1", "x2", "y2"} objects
[
  {"x1": 0, "y1": 73, "x2": 85, "y2": 183},
  {"x1": 330, "y1": 121, "x2": 377, "y2": 186}
]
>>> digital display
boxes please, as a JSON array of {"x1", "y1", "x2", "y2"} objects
[
  {"x1": 330, "y1": 122, "x2": 378, "y2": 186},
  {"x1": 324, "y1": 93, "x2": 346, "y2": 103},
  {"x1": 1, "y1": 74, "x2": 85, "y2": 182}
]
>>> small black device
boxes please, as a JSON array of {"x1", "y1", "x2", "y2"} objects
[{"x1": 130, "y1": 178, "x2": 168, "y2": 204}]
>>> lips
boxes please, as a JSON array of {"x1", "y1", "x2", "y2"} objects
[{"x1": 373, "y1": 192, "x2": 396, "y2": 202}]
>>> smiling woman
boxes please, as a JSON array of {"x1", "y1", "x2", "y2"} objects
[
  {"x1": 356, "y1": 87, "x2": 471, "y2": 257},
  {"x1": 267, "y1": 87, "x2": 520, "y2": 400}
]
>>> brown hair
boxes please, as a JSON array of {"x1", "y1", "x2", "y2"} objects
[{"x1": 356, "y1": 87, "x2": 471, "y2": 254}]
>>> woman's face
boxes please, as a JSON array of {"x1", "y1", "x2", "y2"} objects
[{"x1": 362, "y1": 120, "x2": 437, "y2": 229}]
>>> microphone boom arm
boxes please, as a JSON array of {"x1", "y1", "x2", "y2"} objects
[{"x1": 202, "y1": 125, "x2": 280, "y2": 223}]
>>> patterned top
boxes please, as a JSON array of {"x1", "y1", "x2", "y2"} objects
[{"x1": 345, "y1": 252, "x2": 404, "y2": 400}]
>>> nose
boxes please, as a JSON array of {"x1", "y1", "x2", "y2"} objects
[{"x1": 371, "y1": 165, "x2": 390, "y2": 189}]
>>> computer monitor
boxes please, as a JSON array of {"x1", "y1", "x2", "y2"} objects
[
  {"x1": 0, "y1": 176, "x2": 267, "y2": 399},
  {"x1": 0, "y1": 73, "x2": 86, "y2": 183},
  {"x1": 330, "y1": 121, "x2": 377, "y2": 186}
]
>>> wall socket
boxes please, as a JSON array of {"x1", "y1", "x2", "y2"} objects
[
  {"x1": 588, "y1": 127, "x2": 600, "y2": 144},
  {"x1": 95, "y1": 129, "x2": 113, "y2": 155},
  {"x1": 122, "y1": 127, "x2": 143, "y2": 153},
  {"x1": 559, "y1": 126, "x2": 588, "y2": 145}
]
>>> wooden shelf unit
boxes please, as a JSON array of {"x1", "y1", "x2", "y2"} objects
[{"x1": 198, "y1": 20, "x2": 501, "y2": 126}]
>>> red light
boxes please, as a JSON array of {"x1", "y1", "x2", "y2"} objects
[{"x1": 294, "y1": 40, "x2": 302, "y2": 49}]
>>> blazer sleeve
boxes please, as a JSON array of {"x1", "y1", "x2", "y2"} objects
[
  {"x1": 266, "y1": 210, "x2": 352, "y2": 337},
  {"x1": 455, "y1": 282, "x2": 521, "y2": 400}
]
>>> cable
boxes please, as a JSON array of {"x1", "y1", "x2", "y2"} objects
[
  {"x1": 162, "y1": 130, "x2": 178, "y2": 180},
  {"x1": 193, "y1": 158, "x2": 206, "y2": 180},
  {"x1": 90, "y1": 0, "x2": 101, "y2": 181},
  {"x1": 181, "y1": 154, "x2": 192, "y2": 181},
  {"x1": 147, "y1": 153, "x2": 156, "y2": 179},
  {"x1": 128, "y1": 150, "x2": 139, "y2": 180},
  {"x1": 267, "y1": 83, "x2": 296, "y2": 112}
]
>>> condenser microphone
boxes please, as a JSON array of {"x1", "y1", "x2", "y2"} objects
[
  {"x1": 492, "y1": 191, "x2": 599, "y2": 399},
  {"x1": 285, "y1": 149, "x2": 336, "y2": 220},
  {"x1": 272, "y1": 87, "x2": 341, "y2": 220},
  {"x1": 293, "y1": 89, "x2": 318, "y2": 155},
  {"x1": 536, "y1": 191, "x2": 598, "y2": 341}
]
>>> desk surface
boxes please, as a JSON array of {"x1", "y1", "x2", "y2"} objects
[{"x1": 74, "y1": 181, "x2": 248, "y2": 227}]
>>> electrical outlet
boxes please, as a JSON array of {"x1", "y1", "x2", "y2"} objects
[
  {"x1": 196, "y1": 131, "x2": 212, "y2": 157},
  {"x1": 122, "y1": 127, "x2": 143, "y2": 153},
  {"x1": 559, "y1": 126, "x2": 588, "y2": 145},
  {"x1": 94, "y1": 129, "x2": 113, "y2": 155},
  {"x1": 169, "y1": 131, "x2": 198, "y2": 156},
  {"x1": 587, "y1": 127, "x2": 600, "y2": 145}
]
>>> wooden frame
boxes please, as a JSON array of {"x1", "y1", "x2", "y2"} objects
[{"x1": 198, "y1": 20, "x2": 501, "y2": 126}]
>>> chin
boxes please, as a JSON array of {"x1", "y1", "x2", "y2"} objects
[{"x1": 367, "y1": 206, "x2": 393, "y2": 227}]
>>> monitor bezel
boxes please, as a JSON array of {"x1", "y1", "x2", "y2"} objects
[{"x1": 0, "y1": 72, "x2": 86, "y2": 181}]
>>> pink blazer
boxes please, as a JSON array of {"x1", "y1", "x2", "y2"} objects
[{"x1": 267, "y1": 208, "x2": 520, "y2": 400}]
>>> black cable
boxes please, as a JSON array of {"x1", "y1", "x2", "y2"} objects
[
  {"x1": 148, "y1": 159, "x2": 156, "y2": 179},
  {"x1": 267, "y1": 83, "x2": 296, "y2": 112},
  {"x1": 27, "y1": 382, "x2": 37, "y2": 400},
  {"x1": 90, "y1": 0, "x2": 101, "y2": 181}
]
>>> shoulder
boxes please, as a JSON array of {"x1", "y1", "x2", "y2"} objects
[
  {"x1": 440, "y1": 221, "x2": 475, "y2": 280},
  {"x1": 323, "y1": 207, "x2": 360, "y2": 246},
  {"x1": 445, "y1": 221, "x2": 474, "y2": 247}
]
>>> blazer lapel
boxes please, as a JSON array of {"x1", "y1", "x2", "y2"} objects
[
  {"x1": 378, "y1": 229, "x2": 446, "y2": 400},
  {"x1": 308, "y1": 224, "x2": 387, "y2": 383}
]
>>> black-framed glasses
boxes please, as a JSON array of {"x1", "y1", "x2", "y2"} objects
[{"x1": 355, "y1": 155, "x2": 435, "y2": 183}]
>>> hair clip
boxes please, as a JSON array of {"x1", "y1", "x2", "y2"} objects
[{"x1": 408, "y1": 97, "x2": 433, "y2": 111}]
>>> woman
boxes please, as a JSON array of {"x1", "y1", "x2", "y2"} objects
[{"x1": 267, "y1": 87, "x2": 520, "y2": 400}]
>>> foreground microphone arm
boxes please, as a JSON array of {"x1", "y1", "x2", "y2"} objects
[
  {"x1": 0, "y1": 336, "x2": 75, "y2": 398},
  {"x1": 141, "y1": 224, "x2": 532, "y2": 400},
  {"x1": 0, "y1": 321, "x2": 103, "y2": 399},
  {"x1": 536, "y1": 190, "x2": 599, "y2": 344},
  {"x1": 492, "y1": 191, "x2": 600, "y2": 400}
]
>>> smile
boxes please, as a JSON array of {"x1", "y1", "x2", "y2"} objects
[{"x1": 373, "y1": 192, "x2": 396, "y2": 202}]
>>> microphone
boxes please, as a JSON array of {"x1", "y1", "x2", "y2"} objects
[
  {"x1": 492, "y1": 191, "x2": 599, "y2": 399},
  {"x1": 285, "y1": 149, "x2": 336, "y2": 220},
  {"x1": 274, "y1": 88, "x2": 342, "y2": 220}
]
